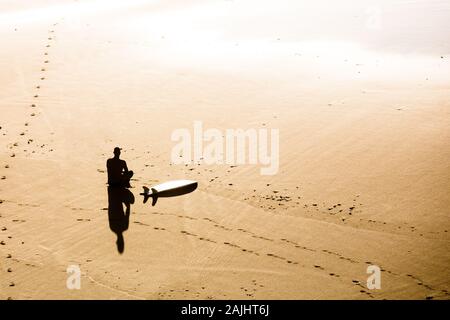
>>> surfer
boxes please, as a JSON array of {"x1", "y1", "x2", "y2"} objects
[{"x1": 107, "y1": 147, "x2": 133, "y2": 188}]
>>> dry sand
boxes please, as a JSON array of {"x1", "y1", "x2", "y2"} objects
[{"x1": 1, "y1": 0, "x2": 449, "y2": 299}]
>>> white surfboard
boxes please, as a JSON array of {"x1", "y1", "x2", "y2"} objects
[{"x1": 140, "y1": 180, "x2": 198, "y2": 206}]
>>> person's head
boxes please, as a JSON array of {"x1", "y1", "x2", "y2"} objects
[{"x1": 113, "y1": 147, "x2": 121, "y2": 158}]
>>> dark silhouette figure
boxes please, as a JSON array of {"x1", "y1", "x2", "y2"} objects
[
  {"x1": 106, "y1": 147, "x2": 135, "y2": 253},
  {"x1": 107, "y1": 186, "x2": 134, "y2": 253},
  {"x1": 107, "y1": 147, "x2": 133, "y2": 188}
]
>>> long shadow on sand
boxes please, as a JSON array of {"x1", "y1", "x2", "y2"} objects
[{"x1": 107, "y1": 186, "x2": 135, "y2": 254}]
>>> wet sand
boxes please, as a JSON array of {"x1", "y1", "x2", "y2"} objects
[{"x1": 0, "y1": 0, "x2": 449, "y2": 299}]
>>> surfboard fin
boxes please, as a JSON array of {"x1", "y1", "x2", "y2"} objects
[
  {"x1": 140, "y1": 186, "x2": 158, "y2": 206},
  {"x1": 151, "y1": 188, "x2": 158, "y2": 206},
  {"x1": 141, "y1": 186, "x2": 151, "y2": 204}
]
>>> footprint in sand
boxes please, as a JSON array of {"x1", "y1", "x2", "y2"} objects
[
  {"x1": 329, "y1": 273, "x2": 340, "y2": 278},
  {"x1": 266, "y1": 253, "x2": 285, "y2": 260},
  {"x1": 198, "y1": 237, "x2": 216, "y2": 243},
  {"x1": 352, "y1": 279, "x2": 363, "y2": 286},
  {"x1": 223, "y1": 241, "x2": 240, "y2": 249},
  {"x1": 314, "y1": 265, "x2": 324, "y2": 270},
  {"x1": 213, "y1": 224, "x2": 233, "y2": 232},
  {"x1": 251, "y1": 234, "x2": 274, "y2": 242},
  {"x1": 180, "y1": 230, "x2": 197, "y2": 237}
]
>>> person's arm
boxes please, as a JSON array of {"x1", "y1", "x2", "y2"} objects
[
  {"x1": 106, "y1": 159, "x2": 111, "y2": 175},
  {"x1": 122, "y1": 160, "x2": 129, "y2": 173}
]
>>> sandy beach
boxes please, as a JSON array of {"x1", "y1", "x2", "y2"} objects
[{"x1": 1, "y1": 0, "x2": 449, "y2": 299}]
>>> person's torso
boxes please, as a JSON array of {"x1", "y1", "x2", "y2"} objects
[{"x1": 107, "y1": 158, "x2": 126, "y2": 182}]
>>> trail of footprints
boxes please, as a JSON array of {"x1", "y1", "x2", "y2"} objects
[
  {"x1": 186, "y1": 164, "x2": 360, "y2": 218},
  {"x1": 130, "y1": 209, "x2": 450, "y2": 299},
  {"x1": 175, "y1": 162, "x2": 448, "y2": 237},
  {"x1": 0, "y1": 213, "x2": 31, "y2": 299},
  {"x1": 0, "y1": 22, "x2": 61, "y2": 300},
  {"x1": 4, "y1": 23, "x2": 59, "y2": 162},
  {"x1": 1, "y1": 201, "x2": 441, "y2": 299},
  {"x1": 0, "y1": 201, "x2": 35, "y2": 276},
  {"x1": 204, "y1": 171, "x2": 446, "y2": 237},
  {"x1": 156, "y1": 285, "x2": 214, "y2": 299},
  {"x1": 133, "y1": 212, "x2": 342, "y2": 269},
  {"x1": 195, "y1": 167, "x2": 363, "y2": 220}
]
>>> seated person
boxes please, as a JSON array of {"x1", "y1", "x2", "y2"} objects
[{"x1": 107, "y1": 147, "x2": 133, "y2": 188}]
